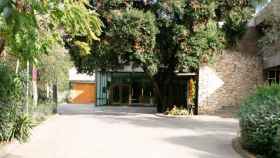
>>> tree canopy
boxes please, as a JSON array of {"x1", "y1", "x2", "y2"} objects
[
  {"x1": 0, "y1": 0, "x2": 103, "y2": 63},
  {"x1": 38, "y1": 46, "x2": 73, "y2": 91},
  {"x1": 69, "y1": 0, "x2": 258, "y2": 112},
  {"x1": 257, "y1": 0, "x2": 280, "y2": 56}
]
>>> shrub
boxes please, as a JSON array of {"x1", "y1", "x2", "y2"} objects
[
  {"x1": 0, "y1": 100, "x2": 34, "y2": 143},
  {"x1": 0, "y1": 61, "x2": 33, "y2": 143},
  {"x1": 10, "y1": 114, "x2": 33, "y2": 142},
  {"x1": 30, "y1": 100, "x2": 56, "y2": 123},
  {"x1": 165, "y1": 105, "x2": 192, "y2": 116},
  {"x1": 0, "y1": 62, "x2": 23, "y2": 103},
  {"x1": 274, "y1": 128, "x2": 280, "y2": 158},
  {"x1": 239, "y1": 84, "x2": 280, "y2": 157},
  {"x1": 0, "y1": 102, "x2": 17, "y2": 142}
]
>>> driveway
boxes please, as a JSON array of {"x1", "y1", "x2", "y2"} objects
[{"x1": 1, "y1": 113, "x2": 240, "y2": 158}]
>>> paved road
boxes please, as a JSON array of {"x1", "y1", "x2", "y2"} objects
[{"x1": 1, "y1": 113, "x2": 241, "y2": 158}]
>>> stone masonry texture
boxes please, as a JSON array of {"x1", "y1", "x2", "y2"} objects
[{"x1": 198, "y1": 28, "x2": 264, "y2": 115}]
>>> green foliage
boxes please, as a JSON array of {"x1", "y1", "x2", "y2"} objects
[
  {"x1": 239, "y1": 84, "x2": 280, "y2": 157},
  {"x1": 186, "y1": 20, "x2": 225, "y2": 68},
  {"x1": 37, "y1": 46, "x2": 73, "y2": 91},
  {"x1": 70, "y1": 8, "x2": 159, "y2": 74},
  {"x1": 185, "y1": 0, "x2": 217, "y2": 28},
  {"x1": 0, "y1": 102, "x2": 17, "y2": 142},
  {"x1": 30, "y1": 100, "x2": 56, "y2": 122},
  {"x1": 108, "y1": 9, "x2": 159, "y2": 74},
  {"x1": 0, "y1": 0, "x2": 103, "y2": 63},
  {"x1": 274, "y1": 128, "x2": 280, "y2": 158},
  {"x1": 215, "y1": 0, "x2": 255, "y2": 46},
  {"x1": 0, "y1": 0, "x2": 53, "y2": 62},
  {"x1": 9, "y1": 114, "x2": 33, "y2": 143},
  {"x1": 223, "y1": 7, "x2": 253, "y2": 46},
  {"x1": 0, "y1": 61, "x2": 33, "y2": 143},
  {"x1": 258, "y1": 15, "x2": 280, "y2": 56},
  {"x1": 94, "y1": 0, "x2": 133, "y2": 11},
  {"x1": 0, "y1": 61, "x2": 22, "y2": 103},
  {"x1": 69, "y1": 0, "x2": 256, "y2": 111},
  {"x1": 51, "y1": 0, "x2": 103, "y2": 43},
  {"x1": 0, "y1": 101, "x2": 33, "y2": 143},
  {"x1": 71, "y1": 0, "x2": 253, "y2": 74}
]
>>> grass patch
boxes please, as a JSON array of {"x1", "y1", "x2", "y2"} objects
[{"x1": 30, "y1": 100, "x2": 57, "y2": 125}]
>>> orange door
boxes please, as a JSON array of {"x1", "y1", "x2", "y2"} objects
[{"x1": 71, "y1": 83, "x2": 96, "y2": 104}]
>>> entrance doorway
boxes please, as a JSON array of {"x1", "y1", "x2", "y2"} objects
[
  {"x1": 107, "y1": 72, "x2": 155, "y2": 106},
  {"x1": 110, "y1": 84, "x2": 130, "y2": 105}
]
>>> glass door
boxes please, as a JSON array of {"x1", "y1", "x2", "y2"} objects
[{"x1": 110, "y1": 84, "x2": 130, "y2": 105}]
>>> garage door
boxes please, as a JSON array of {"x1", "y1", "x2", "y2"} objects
[{"x1": 71, "y1": 83, "x2": 96, "y2": 104}]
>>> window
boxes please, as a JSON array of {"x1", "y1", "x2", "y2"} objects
[{"x1": 267, "y1": 70, "x2": 280, "y2": 84}]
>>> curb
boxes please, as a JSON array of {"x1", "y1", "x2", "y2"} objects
[
  {"x1": 0, "y1": 141, "x2": 18, "y2": 158},
  {"x1": 0, "y1": 143, "x2": 7, "y2": 158},
  {"x1": 232, "y1": 137, "x2": 256, "y2": 158},
  {"x1": 0, "y1": 115, "x2": 58, "y2": 158}
]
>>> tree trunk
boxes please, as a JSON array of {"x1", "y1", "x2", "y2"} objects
[
  {"x1": 142, "y1": 66, "x2": 174, "y2": 113},
  {"x1": 26, "y1": 61, "x2": 30, "y2": 114},
  {"x1": 153, "y1": 75, "x2": 174, "y2": 113},
  {"x1": 52, "y1": 83, "x2": 58, "y2": 113},
  {"x1": 142, "y1": 67, "x2": 163, "y2": 112},
  {"x1": 194, "y1": 74, "x2": 199, "y2": 115},
  {"x1": 46, "y1": 83, "x2": 50, "y2": 99},
  {"x1": 0, "y1": 38, "x2": 5, "y2": 56},
  {"x1": 16, "y1": 59, "x2": 20, "y2": 74},
  {"x1": 152, "y1": 79, "x2": 164, "y2": 112},
  {"x1": 32, "y1": 65, "x2": 38, "y2": 107}
]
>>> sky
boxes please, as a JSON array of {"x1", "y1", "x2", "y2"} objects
[{"x1": 256, "y1": 0, "x2": 271, "y2": 13}]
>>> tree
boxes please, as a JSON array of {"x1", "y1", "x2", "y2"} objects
[
  {"x1": 257, "y1": 1, "x2": 280, "y2": 56},
  {"x1": 0, "y1": 0, "x2": 103, "y2": 112},
  {"x1": 69, "y1": 0, "x2": 257, "y2": 112},
  {"x1": 0, "y1": 0, "x2": 103, "y2": 62},
  {"x1": 38, "y1": 46, "x2": 73, "y2": 94},
  {"x1": 0, "y1": 61, "x2": 22, "y2": 103}
]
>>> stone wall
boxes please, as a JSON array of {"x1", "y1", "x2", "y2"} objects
[
  {"x1": 253, "y1": 0, "x2": 280, "y2": 26},
  {"x1": 198, "y1": 28, "x2": 264, "y2": 114}
]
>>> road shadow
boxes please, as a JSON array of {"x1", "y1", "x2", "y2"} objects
[
  {"x1": 57, "y1": 104, "x2": 157, "y2": 115},
  {"x1": 164, "y1": 134, "x2": 238, "y2": 158},
  {"x1": 88, "y1": 114, "x2": 239, "y2": 133}
]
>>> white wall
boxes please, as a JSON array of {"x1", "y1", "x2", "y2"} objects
[{"x1": 69, "y1": 67, "x2": 95, "y2": 82}]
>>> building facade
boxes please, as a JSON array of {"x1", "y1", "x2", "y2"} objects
[
  {"x1": 69, "y1": 65, "x2": 194, "y2": 110},
  {"x1": 96, "y1": 71, "x2": 155, "y2": 106},
  {"x1": 69, "y1": 67, "x2": 97, "y2": 104},
  {"x1": 96, "y1": 65, "x2": 195, "y2": 108},
  {"x1": 68, "y1": 1, "x2": 280, "y2": 115},
  {"x1": 198, "y1": 0, "x2": 280, "y2": 114}
]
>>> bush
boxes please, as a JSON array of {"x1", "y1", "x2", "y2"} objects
[
  {"x1": 10, "y1": 114, "x2": 33, "y2": 142},
  {"x1": 0, "y1": 102, "x2": 17, "y2": 142},
  {"x1": 30, "y1": 100, "x2": 56, "y2": 123},
  {"x1": 274, "y1": 128, "x2": 280, "y2": 158},
  {"x1": 0, "y1": 62, "x2": 33, "y2": 143},
  {"x1": 0, "y1": 102, "x2": 33, "y2": 143},
  {"x1": 239, "y1": 84, "x2": 280, "y2": 157},
  {"x1": 0, "y1": 62, "x2": 23, "y2": 103},
  {"x1": 165, "y1": 105, "x2": 192, "y2": 116}
]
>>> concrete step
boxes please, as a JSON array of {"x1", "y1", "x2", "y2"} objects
[{"x1": 57, "y1": 104, "x2": 157, "y2": 115}]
